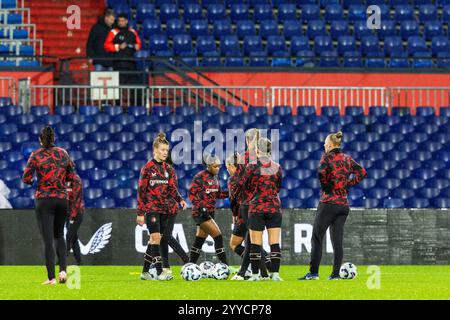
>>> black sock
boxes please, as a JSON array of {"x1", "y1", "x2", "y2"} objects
[
  {"x1": 233, "y1": 244, "x2": 245, "y2": 257},
  {"x1": 270, "y1": 244, "x2": 281, "y2": 273},
  {"x1": 189, "y1": 236, "x2": 206, "y2": 264},
  {"x1": 250, "y1": 244, "x2": 262, "y2": 275},
  {"x1": 264, "y1": 250, "x2": 272, "y2": 272},
  {"x1": 238, "y1": 235, "x2": 251, "y2": 277},
  {"x1": 150, "y1": 244, "x2": 162, "y2": 275},
  {"x1": 214, "y1": 235, "x2": 227, "y2": 264},
  {"x1": 160, "y1": 237, "x2": 170, "y2": 269},
  {"x1": 142, "y1": 244, "x2": 153, "y2": 273},
  {"x1": 167, "y1": 236, "x2": 190, "y2": 264},
  {"x1": 259, "y1": 247, "x2": 269, "y2": 277}
]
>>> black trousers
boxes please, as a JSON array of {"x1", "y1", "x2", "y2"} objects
[
  {"x1": 35, "y1": 198, "x2": 69, "y2": 280},
  {"x1": 310, "y1": 202, "x2": 349, "y2": 276},
  {"x1": 66, "y1": 213, "x2": 83, "y2": 265}
]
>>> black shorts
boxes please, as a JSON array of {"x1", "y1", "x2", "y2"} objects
[
  {"x1": 232, "y1": 222, "x2": 247, "y2": 238},
  {"x1": 240, "y1": 204, "x2": 250, "y2": 226},
  {"x1": 146, "y1": 212, "x2": 170, "y2": 234},
  {"x1": 248, "y1": 212, "x2": 282, "y2": 232},
  {"x1": 193, "y1": 211, "x2": 215, "y2": 226}
]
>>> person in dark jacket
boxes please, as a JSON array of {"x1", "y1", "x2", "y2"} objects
[
  {"x1": 86, "y1": 9, "x2": 115, "y2": 71},
  {"x1": 298, "y1": 131, "x2": 367, "y2": 281}
]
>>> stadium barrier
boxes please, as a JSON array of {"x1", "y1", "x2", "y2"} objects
[
  {"x1": 30, "y1": 85, "x2": 268, "y2": 111},
  {"x1": 270, "y1": 86, "x2": 387, "y2": 115},
  {"x1": 0, "y1": 209, "x2": 448, "y2": 266},
  {"x1": 27, "y1": 85, "x2": 450, "y2": 113}
]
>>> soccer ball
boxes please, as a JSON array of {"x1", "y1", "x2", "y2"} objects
[
  {"x1": 199, "y1": 261, "x2": 215, "y2": 278},
  {"x1": 181, "y1": 263, "x2": 202, "y2": 281},
  {"x1": 212, "y1": 263, "x2": 230, "y2": 280},
  {"x1": 339, "y1": 262, "x2": 357, "y2": 279}
]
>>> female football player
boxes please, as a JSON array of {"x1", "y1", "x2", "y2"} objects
[
  {"x1": 298, "y1": 131, "x2": 367, "y2": 280},
  {"x1": 188, "y1": 155, "x2": 229, "y2": 265},
  {"x1": 137, "y1": 133, "x2": 187, "y2": 281},
  {"x1": 233, "y1": 138, "x2": 283, "y2": 281},
  {"x1": 22, "y1": 126, "x2": 75, "y2": 285},
  {"x1": 66, "y1": 171, "x2": 85, "y2": 266}
]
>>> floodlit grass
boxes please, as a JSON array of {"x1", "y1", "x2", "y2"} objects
[{"x1": 0, "y1": 265, "x2": 449, "y2": 300}]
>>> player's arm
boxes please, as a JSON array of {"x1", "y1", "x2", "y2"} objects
[
  {"x1": 22, "y1": 152, "x2": 36, "y2": 185},
  {"x1": 232, "y1": 164, "x2": 252, "y2": 200},
  {"x1": 65, "y1": 152, "x2": 76, "y2": 182},
  {"x1": 168, "y1": 167, "x2": 186, "y2": 209},
  {"x1": 318, "y1": 154, "x2": 332, "y2": 188},
  {"x1": 347, "y1": 157, "x2": 368, "y2": 187},
  {"x1": 276, "y1": 165, "x2": 283, "y2": 193},
  {"x1": 137, "y1": 166, "x2": 150, "y2": 218},
  {"x1": 130, "y1": 28, "x2": 142, "y2": 51}
]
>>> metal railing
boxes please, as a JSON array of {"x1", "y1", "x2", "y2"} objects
[
  {"x1": 0, "y1": 76, "x2": 16, "y2": 104},
  {"x1": 26, "y1": 85, "x2": 450, "y2": 115},
  {"x1": 387, "y1": 87, "x2": 450, "y2": 114},
  {"x1": 271, "y1": 86, "x2": 388, "y2": 114},
  {"x1": 30, "y1": 85, "x2": 268, "y2": 111}
]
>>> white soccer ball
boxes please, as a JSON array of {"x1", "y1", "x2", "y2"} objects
[
  {"x1": 212, "y1": 263, "x2": 230, "y2": 280},
  {"x1": 199, "y1": 261, "x2": 215, "y2": 278},
  {"x1": 181, "y1": 263, "x2": 202, "y2": 281},
  {"x1": 339, "y1": 262, "x2": 358, "y2": 279}
]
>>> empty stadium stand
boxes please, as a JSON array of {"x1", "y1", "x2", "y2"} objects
[
  {"x1": 103, "y1": 0, "x2": 450, "y2": 68},
  {"x1": 1, "y1": 99, "x2": 450, "y2": 209}
]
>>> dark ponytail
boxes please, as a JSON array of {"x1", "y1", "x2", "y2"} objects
[{"x1": 39, "y1": 125, "x2": 55, "y2": 149}]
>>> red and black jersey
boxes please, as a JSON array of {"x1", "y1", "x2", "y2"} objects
[
  {"x1": 137, "y1": 159, "x2": 183, "y2": 216},
  {"x1": 318, "y1": 148, "x2": 367, "y2": 205},
  {"x1": 228, "y1": 173, "x2": 244, "y2": 225},
  {"x1": 233, "y1": 156, "x2": 283, "y2": 214},
  {"x1": 68, "y1": 174, "x2": 84, "y2": 219},
  {"x1": 104, "y1": 26, "x2": 142, "y2": 57},
  {"x1": 188, "y1": 170, "x2": 228, "y2": 217},
  {"x1": 22, "y1": 147, "x2": 75, "y2": 200},
  {"x1": 235, "y1": 149, "x2": 257, "y2": 205}
]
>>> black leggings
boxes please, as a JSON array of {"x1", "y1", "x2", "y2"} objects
[
  {"x1": 35, "y1": 198, "x2": 69, "y2": 280},
  {"x1": 310, "y1": 202, "x2": 349, "y2": 276},
  {"x1": 66, "y1": 213, "x2": 83, "y2": 265},
  {"x1": 160, "y1": 214, "x2": 189, "y2": 268}
]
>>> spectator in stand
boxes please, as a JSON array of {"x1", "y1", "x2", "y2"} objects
[
  {"x1": 86, "y1": 8, "x2": 115, "y2": 71},
  {"x1": 104, "y1": 13, "x2": 142, "y2": 85}
]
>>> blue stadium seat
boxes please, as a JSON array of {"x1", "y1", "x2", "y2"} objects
[
  {"x1": 314, "y1": 36, "x2": 333, "y2": 54},
  {"x1": 307, "y1": 20, "x2": 327, "y2": 39},
  {"x1": 196, "y1": 35, "x2": 217, "y2": 55},
  {"x1": 413, "y1": 51, "x2": 433, "y2": 68},
  {"x1": 283, "y1": 20, "x2": 302, "y2": 40},
  {"x1": 137, "y1": 4, "x2": 156, "y2": 22},
  {"x1": 400, "y1": 20, "x2": 419, "y2": 40},
  {"x1": 337, "y1": 36, "x2": 356, "y2": 55},
  {"x1": 220, "y1": 35, "x2": 240, "y2": 55},
  {"x1": 324, "y1": 4, "x2": 343, "y2": 21},
  {"x1": 301, "y1": 4, "x2": 320, "y2": 22},
  {"x1": 424, "y1": 21, "x2": 443, "y2": 41},
  {"x1": 361, "y1": 36, "x2": 380, "y2": 56},
  {"x1": 419, "y1": 4, "x2": 437, "y2": 21},
  {"x1": 278, "y1": 3, "x2": 297, "y2": 22},
  {"x1": 378, "y1": 20, "x2": 397, "y2": 40},
  {"x1": 353, "y1": 21, "x2": 373, "y2": 40},
  {"x1": 166, "y1": 19, "x2": 185, "y2": 38},
  {"x1": 383, "y1": 198, "x2": 405, "y2": 208},
  {"x1": 395, "y1": 5, "x2": 414, "y2": 21},
  {"x1": 243, "y1": 36, "x2": 263, "y2": 55},
  {"x1": 190, "y1": 19, "x2": 209, "y2": 39},
  {"x1": 254, "y1": 4, "x2": 274, "y2": 22},
  {"x1": 173, "y1": 34, "x2": 193, "y2": 55},
  {"x1": 267, "y1": 35, "x2": 286, "y2": 55},
  {"x1": 160, "y1": 4, "x2": 179, "y2": 22},
  {"x1": 230, "y1": 4, "x2": 250, "y2": 22},
  {"x1": 260, "y1": 20, "x2": 279, "y2": 40},
  {"x1": 236, "y1": 20, "x2": 257, "y2": 39},
  {"x1": 184, "y1": 3, "x2": 204, "y2": 22},
  {"x1": 348, "y1": 5, "x2": 367, "y2": 21},
  {"x1": 431, "y1": 36, "x2": 450, "y2": 56},
  {"x1": 330, "y1": 20, "x2": 349, "y2": 40},
  {"x1": 343, "y1": 51, "x2": 362, "y2": 67},
  {"x1": 214, "y1": 19, "x2": 232, "y2": 40}
]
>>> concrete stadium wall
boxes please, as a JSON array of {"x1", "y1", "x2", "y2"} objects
[{"x1": 0, "y1": 209, "x2": 448, "y2": 265}]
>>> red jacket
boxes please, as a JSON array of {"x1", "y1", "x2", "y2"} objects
[{"x1": 104, "y1": 27, "x2": 141, "y2": 54}]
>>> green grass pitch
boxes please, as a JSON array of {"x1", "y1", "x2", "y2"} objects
[{"x1": 0, "y1": 265, "x2": 449, "y2": 300}]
